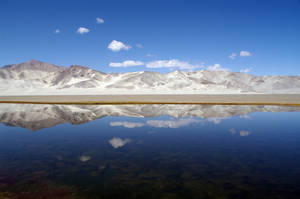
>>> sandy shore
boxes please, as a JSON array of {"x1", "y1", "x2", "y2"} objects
[{"x1": 0, "y1": 94, "x2": 299, "y2": 106}]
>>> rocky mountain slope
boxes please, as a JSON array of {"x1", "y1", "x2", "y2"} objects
[{"x1": 0, "y1": 60, "x2": 300, "y2": 95}]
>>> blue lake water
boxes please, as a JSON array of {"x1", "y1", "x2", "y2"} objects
[{"x1": 0, "y1": 104, "x2": 300, "y2": 199}]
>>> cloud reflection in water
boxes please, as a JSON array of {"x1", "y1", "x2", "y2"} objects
[{"x1": 109, "y1": 137, "x2": 131, "y2": 148}]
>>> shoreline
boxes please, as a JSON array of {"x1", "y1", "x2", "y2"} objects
[{"x1": 0, "y1": 94, "x2": 300, "y2": 106}]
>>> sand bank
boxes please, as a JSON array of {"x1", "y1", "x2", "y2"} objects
[{"x1": 0, "y1": 94, "x2": 299, "y2": 106}]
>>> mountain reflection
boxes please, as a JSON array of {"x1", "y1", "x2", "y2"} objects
[{"x1": 0, "y1": 104, "x2": 299, "y2": 131}]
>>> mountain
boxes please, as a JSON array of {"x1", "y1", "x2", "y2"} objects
[
  {"x1": 1, "y1": 104, "x2": 299, "y2": 130},
  {"x1": 0, "y1": 60, "x2": 300, "y2": 95}
]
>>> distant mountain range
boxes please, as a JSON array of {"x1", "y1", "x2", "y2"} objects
[
  {"x1": 1, "y1": 104, "x2": 299, "y2": 130},
  {"x1": 0, "y1": 59, "x2": 300, "y2": 95}
]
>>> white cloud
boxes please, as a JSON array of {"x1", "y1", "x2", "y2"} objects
[
  {"x1": 240, "y1": 51, "x2": 251, "y2": 57},
  {"x1": 77, "y1": 27, "x2": 90, "y2": 34},
  {"x1": 96, "y1": 17, "x2": 104, "y2": 24},
  {"x1": 229, "y1": 51, "x2": 252, "y2": 58},
  {"x1": 78, "y1": 155, "x2": 91, "y2": 162},
  {"x1": 229, "y1": 53, "x2": 237, "y2": 59},
  {"x1": 110, "y1": 121, "x2": 145, "y2": 128},
  {"x1": 240, "y1": 130, "x2": 251, "y2": 136},
  {"x1": 240, "y1": 67, "x2": 252, "y2": 73},
  {"x1": 108, "y1": 40, "x2": 131, "y2": 52},
  {"x1": 136, "y1": 43, "x2": 143, "y2": 48},
  {"x1": 206, "y1": 64, "x2": 229, "y2": 71},
  {"x1": 109, "y1": 60, "x2": 144, "y2": 67},
  {"x1": 146, "y1": 118, "x2": 201, "y2": 128},
  {"x1": 107, "y1": 60, "x2": 231, "y2": 72},
  {"x1": 146, "y1": 59, "x2": 200, "y2": 70},
  {"x1": 54, "y1": 29, "x2": 60, "y2": 34},
  {"x1": 109, "y1": 137, "x2": 131, "y2": 148}
]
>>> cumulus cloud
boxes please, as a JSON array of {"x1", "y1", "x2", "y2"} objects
[
  {"x1": 146, "y1": 118, "x2": 201, "y2": 128},
  {"x1": 108, "y1": 59, "x2": 205, "y2": 70},
  {"x1": 239, "y1": 130, "x2": 251, "y2": 136},
  {"x1": 240, "y1": 51, "x2": 251, "y2": 57},
  {"x1": 77, "y1": 27, "x2": 90, "y2": 34},
  {"x1": 110, "y1": 121, "x2": 145, "y2": 128},
  {"x1": 108, "y1": 40, "x2": 131, "y2": 52},
  {"x1": 96, "y1": 17, "x2": 104, "y2": 24},
  {"x1": 78, "y1": 155, "x2": 91, "y2": 162},
  {"x1": 109, "y1": 60, "x2": 144, "y2": 67},
  {"x1": 229, "y1": 53, "x2": 237, "y2": 59},
  {"x1": 109, "y1": 137, "x2": 131, "y2": 148},
  {"x1": 146, "y1": 59, "x2": 200, "y2": 70},
  {"x1": 240, "y1": 67, "x2": 252, "y2": 73},
  {"x1": 54, "y1": 29, "x2": 60, "y2": 34},
  {"x1": 206, "y1": 64, "x2": 229, "y2": 71}
]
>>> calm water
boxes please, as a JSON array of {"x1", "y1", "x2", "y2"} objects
[{"x1": 0, "y1": 104, "x2": 300, "y2": 199}]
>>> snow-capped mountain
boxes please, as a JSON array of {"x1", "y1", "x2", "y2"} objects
[
  {"x1": 0, "y1": 59, "x2": 300, "y2": 95},
  {"x1": 1, "y1": 104, "x2": 299, "y2": 130}
]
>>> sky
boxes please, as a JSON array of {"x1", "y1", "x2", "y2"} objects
[{"x1": 1, "y1": 0, "x2": 300, "y2": 75}]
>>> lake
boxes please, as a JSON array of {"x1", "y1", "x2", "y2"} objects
[{"x1": 0, "y1": 104, "x2": 300, "y2": 199}]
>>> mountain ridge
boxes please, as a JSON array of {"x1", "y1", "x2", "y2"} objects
[{"x1": 1, "y1": 60, "x2": 300, "y2": 95}]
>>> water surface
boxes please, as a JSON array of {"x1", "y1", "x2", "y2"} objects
[{"x1": 0, "y1": 104, "x2": 300, "y2": 199}]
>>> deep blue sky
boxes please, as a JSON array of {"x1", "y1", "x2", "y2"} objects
[{"x1": 1, "y1": 0, "x2": 300, "y2": 75}]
